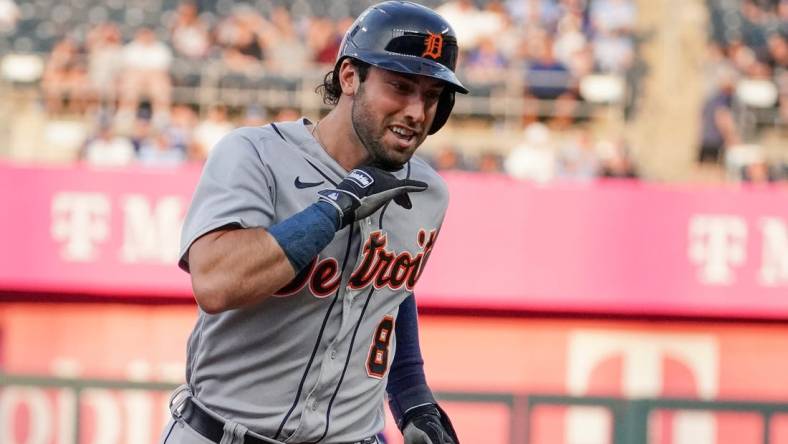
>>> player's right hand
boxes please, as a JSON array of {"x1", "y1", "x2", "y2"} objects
[
  {"x1": 401, "y1": 404, "x2": 459, "y2": 444},
  {"x1": 317, "y1": 165, "x2": 428, "y2": 229}
]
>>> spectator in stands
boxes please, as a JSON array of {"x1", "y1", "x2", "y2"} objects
[
  {"x1": 129, "y1": 107, "x2": 154, "y2": 154},
  {"x1": 727, "y1": 39, "x2": 760, "y2": 75},
  {"x1": 261, "y1": 6, "x2": 310, "y2": 88},
  {"x1": 118, "y1": 27, "x2": 173, "y2": 126},
  {"x1": 0, "y1": 0, "x2": 19, "y2": 34},
  {"x1": 20, "y1": 0, "x2": 652, "y2": 171},
  {"x1": 273, "y1": 107, "x2": 300, "y2": 122},
  {"x1": 704, "y1": 42, "x2": 737, "y2": 97},
  {"x1": 590, "y1": 0, "x2": 636, "y2": 73},
  {"x1": 437, "y1": 0, "x2": 501, "y2": 53},
  {"x1": 502, "y1": 0, "x2": 525, "y2": 25},
  {"x1": 81, "y1": 118, "x2": 135, "y2": 167},
  {"x1": 431, "y1": 145, "x2": 470, "y2": 171},
  {"x1": 170, "y1": 2, "x2": 211, "y2": 60},
  {"x1": 523, "y1": 32, "x2": 580, "y2": 126},
  {"x1": 568, "y1": 43, "x2": 596, "y2": 79},
  {"x1": 193, "y1": 105, "x2": 234, "y2": 160},
  {"x1": 241, "y1": 105, "x2": 267, "y2": 127},
  {"x1": 780, "y1": 0, "x2": 788, "y2": 35},
  {"x1": 556, "y1": 128, "x2": 599, "y2": 181},
  {"x1": 597, "y1": 139, "x2": 639, "y2": 178},
  {"x1": 766, "y1": 33, "x2": 787, "y2": 69},
  {"x1": 739, "y1": 0, "x2": 771, "y2": 50},
  {"x1": 486, "y1": 1, "x2": 526, "y2": 63},
  {"x1": 308, "y1": 17, "x2": 342, "y2": 65},
  {"x1": 137, "y1": 129, "x2": 186, "y2": 168},
  {"x1": 732, "y1": 146, "x2": 781, "y2": 183},
  {"x1": 704, "y1": 0, "x2": 786, "y2": 162},
  {"x1": 504, "y1": 122, "x2": 557, "y2": 183},
  {"x1": 465, "y1": 35, "x2": 509, "y2": 93},
  {"x1": 767, "y1": 33, "x2": 788, "y2": 123},
  {"x1": 477, "y1": 1, "x2": 512, "y2": 49},
  {"x1": 216, "y1": 7, "x2": 265, "y2": 73},
  {"x1": 550, "y1": 90, "x2": 582, "y2": 129},
  {"x1": 698, "y1": 70, "x2": 740, "y2": 163},
  {"x1": 167, "y1": 104, "x2": 198, "y2": 154},
  {"x1": 477, "y1": 151, "x2": 504, "y2": 173},
  {"x1": 777, "y1": 69, "x2": 788, "y2": 124},
  {"x1": 743, "y1": 161, "x2": 783, "y2": 183},
  {"x1": 553, "y1": 11, "x2": 588, "y2": 71},
  {"x1": 41, "y1": 37, "x2": 88, "y2": 114},
  {"x1": 86, "y1": 23, "x2": 123, "y2": 107},
  {"x1": 524, "y1": 33, "x2": 574, "y2": 99},
  {"x1": 593, "y1": 28, "x2": 635, "y2": 73},
  {"x1": 591, "y1": 0, "x2": 636, "y2": 36},
  {"x1": 550, "y1": 3, "x2": 595, "y2": 83},
  {"x1": 506, "y1": 0, "x2": 562, "y2": 31}
]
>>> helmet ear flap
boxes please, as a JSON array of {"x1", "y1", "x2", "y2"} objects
[{"x1": 428, "y1": 89, "x2": 455, "y2": 135}]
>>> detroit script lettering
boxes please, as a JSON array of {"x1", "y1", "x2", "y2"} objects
[{"x1": 275, "y1": 229, "x2": 439, "y2": 298}]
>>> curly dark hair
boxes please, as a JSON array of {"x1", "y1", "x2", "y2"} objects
[{"x1": 315, "y1": 59, "x2": 371, "y2": 105}]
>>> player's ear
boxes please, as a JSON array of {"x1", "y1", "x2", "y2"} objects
[{"x1": 338, "y1": 59, "x2": 358, "y2": 96}]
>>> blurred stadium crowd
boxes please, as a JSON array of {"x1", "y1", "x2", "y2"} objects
[{"x1": 0, "y1": 0, "x2": 784, "y2": 182}]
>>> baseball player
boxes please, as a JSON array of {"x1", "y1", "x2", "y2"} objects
[{"x1": 161, "y1": 2, "x2": 466, "y2": 443}]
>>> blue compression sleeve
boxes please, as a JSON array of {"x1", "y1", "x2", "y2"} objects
[
  {"x1": 386, "y1": 293, "x2": 436, "y2": 425},
  {"x1": 268, "y1": 201, "x2": 339, "y2": 272}
]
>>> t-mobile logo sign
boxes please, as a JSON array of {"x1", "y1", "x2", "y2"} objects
[
  {"x1": 50, "y1": 192, "x2": 185, "y2": 264},
  {"x1": 688, "y1": 215, "x2": 748, "y2": 285},
  {"x1": 566, "y1": 330, "x2": 719, "y2": 444},
  {"x1": 51, "y1": 192, "x2": 111, "y2": 261},
  {"x1": 688, "y1": 214, "x2": 788, "y2": 287}
]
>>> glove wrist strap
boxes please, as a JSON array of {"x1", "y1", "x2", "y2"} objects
[{"x1": 318, "y1": 189, "x2": 360, "y2": 228}]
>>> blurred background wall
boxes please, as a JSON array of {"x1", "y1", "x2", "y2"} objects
[{"x1": 0, "y1": 0, "x2": 787, "y2": 443}]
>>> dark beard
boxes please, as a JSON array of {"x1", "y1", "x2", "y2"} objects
[{"x1": 350, "y1": 84, "x2": 406, "y2": 171}]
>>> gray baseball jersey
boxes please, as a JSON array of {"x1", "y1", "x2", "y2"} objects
[{"x1": 178, "y1": 118, "x2": 448, "y2": 443}]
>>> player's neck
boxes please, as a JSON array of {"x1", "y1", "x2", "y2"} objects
[{"x1": 312, "y1": 108, "x2": 368, "y2": 171}]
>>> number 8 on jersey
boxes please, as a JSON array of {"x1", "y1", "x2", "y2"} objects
[{"x1": 367, "y1": 316, "x2": 395, "y2": 378}]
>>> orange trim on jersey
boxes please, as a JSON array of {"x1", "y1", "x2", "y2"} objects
[
  {"x1": 309, "y1": 257, "x2": 341, "y2": 298},
  {"x1": 273, "y1": 258, "x2": 317, "y2": 297}
]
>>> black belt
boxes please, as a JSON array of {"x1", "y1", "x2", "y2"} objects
[
  {"x1": 181, "y1": 398, "x2": 268, "y2": 444},
  {"x1": 179, "y1": 398, "x2": 378, "y2": 444}
]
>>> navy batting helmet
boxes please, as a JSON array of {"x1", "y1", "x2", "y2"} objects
[{"x1": 336, "y1": 1, "x2": 468, "y2": 135}]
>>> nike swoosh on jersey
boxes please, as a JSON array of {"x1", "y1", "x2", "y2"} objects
[{"x1": 294, "y1": 177, "x2": 325, "y2": 189}]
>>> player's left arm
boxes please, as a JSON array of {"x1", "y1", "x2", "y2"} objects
[{"x1": 387, "y1": 294, "x2": 459, "y2": 444}]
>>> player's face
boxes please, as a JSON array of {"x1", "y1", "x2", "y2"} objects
[{"x1": 351, "y1": 67, "x2": 444, "y2": 170}]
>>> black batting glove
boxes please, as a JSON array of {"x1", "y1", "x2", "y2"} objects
[
  {"x1": 317, "y1": 166, "x2": 428, "y2": 229},
  {"x1": 400, "y1": 404, "x2": 459, "y2": 444}
]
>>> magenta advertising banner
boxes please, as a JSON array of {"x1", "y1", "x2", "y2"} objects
[
  {"x1": 425, "y1": 173, "x2": 788, "y2": 318},
  {"x1": 0, "y1": 162, "x2": 199, "y2": 298},
  {"x1": 1, "y1": 163, "x2": 787, "y2": 318}
]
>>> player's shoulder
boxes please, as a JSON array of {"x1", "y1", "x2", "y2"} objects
[
  {"x1": 208, "y1": 126, "x2": 270, "y2": 154},
  {"x1": 408, "y1": 155, "x2": 449, "y2": 200},
  {"x1": 209, "y1": 121, "x2": 306, "y2": 161},
  {"x1": 409, "y1": 155, "x2": 446, "y2": 187},
  {"x1": 220, "y1": 124, "x2": 289, "y2": 149}
]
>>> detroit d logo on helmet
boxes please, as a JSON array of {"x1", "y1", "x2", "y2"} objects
[{"x1": 422, "y1": 32, "x2": 443, "y2": 59}]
